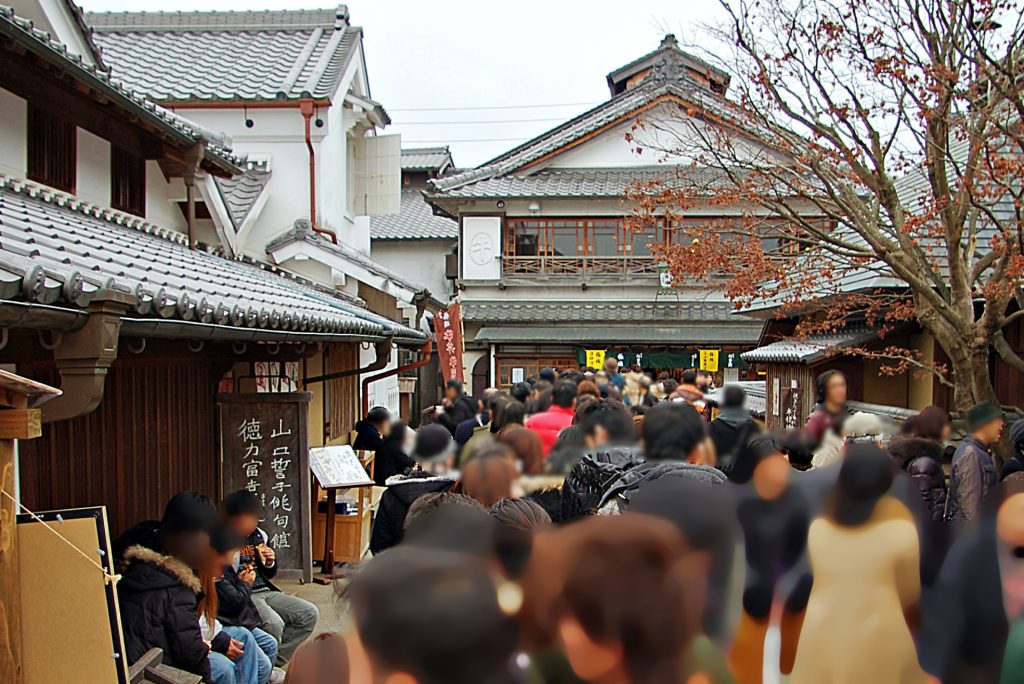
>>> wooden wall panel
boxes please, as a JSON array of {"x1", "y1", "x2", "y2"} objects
[
  {"x1": 18, "y1": 359, "x2": 217, "y2": 535},
  {"x1": 325, "y1": 343, "x2": 359, "y2": 442}
]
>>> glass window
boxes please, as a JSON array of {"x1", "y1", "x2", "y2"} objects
[
  {"x1": 589, "y1": 220, "x2": 620, "y2": 256},
  {"x1": 548, "y1": 220, "x2": 580, "y2": 257}
]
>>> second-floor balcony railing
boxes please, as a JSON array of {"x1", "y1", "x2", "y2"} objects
[{"x1": 502, "y1": 254, "x2": 661, "y2": 277}]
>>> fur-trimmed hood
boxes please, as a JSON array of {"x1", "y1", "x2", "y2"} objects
[
  {"x1": 888, "y1": 436, "x2": 944, "y2": 470},
  {"x1": 121, "y1": 544, "x2": 201, "y2": 593}
]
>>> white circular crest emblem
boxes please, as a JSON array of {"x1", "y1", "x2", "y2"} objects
[{"x1": 469, "y1": 232, "x2": 495, "y2": 266}]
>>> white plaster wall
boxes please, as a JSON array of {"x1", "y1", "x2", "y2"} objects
[
  {"x1": 11, "y1": 0, "x2": 97, "y2": 66},
  {"x1": 370, "y1": 239, "x2": 454, "y2": 300},
  {"x1": 535, "y1": 103, "x2": 778, "y2": 169},
  {"x1": 461, "y1": 349, "x2": 486, "y2": 387},
  {"x1": 320, "y1": 101, "x2": 349, "y2": 240},
  {"x1": 0, "y1": 89, "x2": 26, "y2": 178},
  {"x1": 76, "y1": 129, "x2": 110, "y2": 206},
  {"x1": 176, "y1": 107, "x2": 342, "y2": 264},
  {"x1": 363, "y1": 345, "x2": 400, "y2": 416},
  {"x1": 144, "y1": 160, "x2": 187, "y2": 231}
]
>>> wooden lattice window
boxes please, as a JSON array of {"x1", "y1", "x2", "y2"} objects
[
  {"x1": 111, "y1": 146, "x2": 146, "y2": 216},
  {"x1": 27, "y1": 105, "x2": 76, "y2": 192}
]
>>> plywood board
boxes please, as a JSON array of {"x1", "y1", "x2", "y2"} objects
[{"x1": 18, "y1": 507, "x2": 127, "y2": 684}]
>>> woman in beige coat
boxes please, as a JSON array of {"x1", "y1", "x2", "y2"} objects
[{"x1": 789, "y1": 444, "x2": 931, "y2": 684}]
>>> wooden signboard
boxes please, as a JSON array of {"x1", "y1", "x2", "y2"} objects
[
  {"x1": 218, "y1": 392, "x2": 312, "y2": 582},
  {"x1": 18, "y1": 507, "x2": 128, "y2": 684}
]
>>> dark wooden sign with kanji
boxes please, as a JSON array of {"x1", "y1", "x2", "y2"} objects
[{"x1": 218, "y1": 392, "x2": 312, "y2": 582}]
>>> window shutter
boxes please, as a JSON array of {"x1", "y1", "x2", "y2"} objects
[
  {"x1": 352, "y1": 133, "x2": 401, "y2": 216},
  {"x1": 111, "y1": 147, "x2": 146, "y2": 216},
  {"x1": 27, "y1": 106, "x2": 76, "y2": 192}
]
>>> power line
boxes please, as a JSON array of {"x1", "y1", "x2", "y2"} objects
[
  {"x1": 404, "y1": 137, "x2": 532, "y2": 143},
  {"x1": 394, "y1": 117, "x2": 565, "y2": 125},
  {"x1": 389, "y1": 101, "x2": 599, "y2": 112}
]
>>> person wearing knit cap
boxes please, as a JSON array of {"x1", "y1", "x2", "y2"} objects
[
  {"x1": 947, "y1": 401, "x2": 1003, "y2": 521},
  {"x1": 370, "y1": 424, "x2": 459, "y2": 555}
]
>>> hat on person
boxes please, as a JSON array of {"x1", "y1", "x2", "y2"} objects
[
  {"x1": 967, "y1": 401, "x2": 1003, "y2": 432},
  {"x1": 412, "y1": 424, "x2": 456, "y2": 463}
]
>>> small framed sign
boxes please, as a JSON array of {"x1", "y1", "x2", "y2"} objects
[{"x1": 309, "y1": 445, "x2": 374, "y2": 490}]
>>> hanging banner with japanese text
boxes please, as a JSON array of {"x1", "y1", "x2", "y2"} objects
[
  {"x1": 699, "y1": 349, "x2": 720, "y2": 372},
  {"x1": 218, "y1": 392, "x2": 312, "y2": 582},
  {"x1": 433, "y1": 302, "x2": 465, "y2": 383},
  {"x1": 583, "y1": 348, "x2": 608, "y2": 369}
]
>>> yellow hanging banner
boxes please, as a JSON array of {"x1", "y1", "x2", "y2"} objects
[
  {"x1": 699, "y1": 349, "x2": 720, "y2": 372},
  {"x1": 584, "y1": 349, "x2": 608, "y2": 369}
]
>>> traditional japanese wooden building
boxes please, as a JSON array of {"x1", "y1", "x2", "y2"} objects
[
  {"x1": 0, "y1": 3, "x2": 427, "y2": 534},
  {"x1": 425, "y1": 36, "x2": 770, "y2": 388}
]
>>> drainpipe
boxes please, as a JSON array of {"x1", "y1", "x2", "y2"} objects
[
  {"x1": 362, "y1": 340, "x2": 432, "y2": 416},
  {"x1": 300, "y1": 100, "x2": 338, "y2": 245},
  {"x1": 41, "y1": 291, "x2": 134, "y2": 423},
  {"x1": 302, "y1": 337, "x2": 393, "y2": 385}
]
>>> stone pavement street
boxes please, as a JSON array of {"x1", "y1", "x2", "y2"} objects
[{"x1": 276, "y1": 578, "x2": 352, "y2": 638}]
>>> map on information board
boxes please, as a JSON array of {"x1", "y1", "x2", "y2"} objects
[{"x1": 309, "y1": 445, "x2": 374, "y2": 489}]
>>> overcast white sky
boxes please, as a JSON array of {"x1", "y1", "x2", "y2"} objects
[{"x1": 77, "y1": 0, "x2": 728, "y2": 167}]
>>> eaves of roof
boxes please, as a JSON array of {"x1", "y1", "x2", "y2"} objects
[
  {"x1": 0, "y1": 6, "x2": 244, "y2": 175},
  {"x1": 266, "y1": 220, "x2": 444, "y2": 308},
  {"x1": 0, "y1": 174, "x2": 426, "y2": 344},
  {"x1": 741, "y1": 325, "x2": 883, "y2": 364}
]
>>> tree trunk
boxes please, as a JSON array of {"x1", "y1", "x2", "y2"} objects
[{"x1": 949, "y1": 344, "x2": 1008, "y2": 464}]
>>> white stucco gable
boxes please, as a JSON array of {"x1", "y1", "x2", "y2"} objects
[{"x1": 11, "y1": 0, "x2": 102, "y2": 68}]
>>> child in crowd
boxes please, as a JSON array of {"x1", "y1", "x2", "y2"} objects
[{"x1": 223, "y1": 490, "x2": 319, "y2": 666}]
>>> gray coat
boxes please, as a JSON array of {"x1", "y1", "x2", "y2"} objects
[{"x1": 945, "y1": 435, "x2": 996, "y2": 521}]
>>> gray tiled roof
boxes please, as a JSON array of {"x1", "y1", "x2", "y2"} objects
[
  {"x1": 0, "y1": 176, "x2": 425, "y2": 343},
  {"x1": 462, "y1": 300, "x2": 745, "y2": 324},
  {"x1": 434, "y1": 166, "x2": 729, "y2": 199},
  {"x1": 605, "y1": 34, "x2": 730, "y2": 95},
  {"x1": 741, "y1": 326, "x2": 881, "y2": 363},
  {"x1": 213, "y1": 167, "x2": 272, "y2": 232},
  {"x1": 0, "y1": 6, "x2": 243, "y2": 173},
  {"x1": 266, "y1": 219, "x2": 441, "y2": 303},
  {"x1": 428, "y1": 80, "x2": 764, "y2": 198},
  {"x1": 369, "y1": 185, "x2": 458, "y2": 240},
  {"x1": 401, "y1": 147, "x2": 453, "y2": 172},
  {"x1": 88, "y1": 6, "x2": 360, "y2": 102}
]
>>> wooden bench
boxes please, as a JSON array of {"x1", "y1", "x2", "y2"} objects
[{"x1": 128, "y1": 649, "x2": 202, "y2": 684}]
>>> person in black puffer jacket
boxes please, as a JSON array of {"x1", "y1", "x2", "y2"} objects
[
  {"x1": 117, "y1": 492, "x2": 219, "y2": 682},
  {"x1": 889, "y1": 435, "x2": 948, "y2": 521}
]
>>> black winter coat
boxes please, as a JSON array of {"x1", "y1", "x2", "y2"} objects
[
  {"x1": 435, "y1": 394, "x2": 477, "y2": 436},
  {"x1": 353, "y1": 420, "x2": 386, "y2": 452},
  {"x1": 889, "y1": 437, "x2": 948, "y2": 521},
  {"x1": 118, "y1": 546, "x2": 211, "y2": 682},
  {"x1": 215, "y1": 565, "x2": 264, "y2": 631},
  {"x1": 373, "y1": 438, "x2": 417, "y2": 486},
  {"x1": 369, "y1": 474, "x2": 454, "y2": 554}
]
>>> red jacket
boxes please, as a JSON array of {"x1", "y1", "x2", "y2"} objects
[{"x1": 525, "y1": 404, "x2": 575, "y2": 457}]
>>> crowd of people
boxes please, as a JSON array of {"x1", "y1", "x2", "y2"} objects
[{"x1": 117, "y1": 358, "x2": 1024, "y2": 684}]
